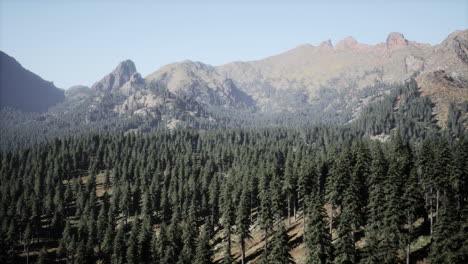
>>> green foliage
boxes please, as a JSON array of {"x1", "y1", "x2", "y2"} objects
[
  {"x1": 268, "y1": 223, "x2": 294, "y2": 264},
  {"x1": 0, "y1": 127, "x2": 465, "y2": 263},
  {"x1": 305, "y1": 195, "x2": 332, "y2": 264},
  {"x1": 194, "y1": 226, "x2": 213, "y2": 264}
]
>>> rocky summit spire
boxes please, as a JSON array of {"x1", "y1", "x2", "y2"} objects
[
  {"x1": 92, "y1": 59, "x2": 137, "y2": 93},
  {"x1": 386, "y1": 32, "x2": 408, "y2": 50},
  {"x1": 336, "y1": 36, "x2": 358, "y2": 50},
  {"x1": 319, "y1": 39, "x2": 333, "y2": 48}
]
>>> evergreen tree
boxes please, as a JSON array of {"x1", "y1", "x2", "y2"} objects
[
  {"x1": 305, "y1": 195, "x2": 332, "y2": 264},
  {"x1": 179, "y1": 208, "x2": 197, "y2": 264},
  {"x1": 194, "y1": 226, "x2": 212, "y2": 264},
  {"x1": 268, "y1": 223, "x2": 293, "y2": 264},
  {"x1": 126, "y1": 219, "x2": 140, "y2": 264},
  {"x1": 112, "y1": 226, "x2": 126, "y2": 264},
  {"x1": 333, "y1": 210, "x2": 356, "y2": 264},
  {"x1": 138, "y1": 215, "x2": 153, "y2": 264},
  {"x1": 431, "y1": 190, "x2": 462, "y2": 264},
  {"x1": 236, "y1": 189, "x2": 252, "y2": 264}
]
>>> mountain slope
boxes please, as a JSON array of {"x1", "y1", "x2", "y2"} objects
[
  {"x1": 216, "y1": 32, "x2": 433, "y2": 112},
  {"x1": 146, "y1": 60, "x2": 254, "y2": 109},
  {"x1": 0, "y1": 51, "x2": 64, "y2": 112},
  {"x1": 0, "y1": 31, "x2": 466, "y2": 151},
  {"x1": 416, "y1": 30, "x2": 468, "y2": 127}
]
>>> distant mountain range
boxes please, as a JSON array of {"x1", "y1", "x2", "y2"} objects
[{"x1": 0, "y1": 30, "x2": 467, "y2": 149}]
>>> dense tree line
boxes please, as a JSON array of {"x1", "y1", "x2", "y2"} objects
[
  {"x1": 4, "y1": 77, "x2": 462, "y2": 152},
  {"x1": 0, "y1": 127, "x2": 466, "y2": 263}
]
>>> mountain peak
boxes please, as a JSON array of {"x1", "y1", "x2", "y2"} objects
[
  {"x1": 336, "y1": 36, "x2": 358, "y2": 49},
  {"x1": 92, "y1": 59, "x2": 137, "y2": 93},
  {"x1": 386, "y1": 32, "x2": 408, "y2": 50},
  {"x1": 116, "y1": 59, "x2": 136, "y2": 74},
  {"x1": 319, "y1": 39, "x2": 333, "y2": 48}
]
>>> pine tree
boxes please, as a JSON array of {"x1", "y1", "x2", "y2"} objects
[
  {"x1": 401, "y1": 169, "x2": 425, "y2": 264},
  {"x1": 268, "y1": 223, "x2": 293, "y2": 264},
  {"x1": 326, "y1": 147, "x2": 352, "y2": 235},
  {"x1": 221, "y1": 181, "x2": 235, "y2": 255},
  {"x1": 305, "y1": 195, "x2": 332, "y2": 264},
  {"x1": 236, "y1": 189, "x2": 251, "y2": 264},
  {"x1": 258, "y1": 163, "x2": 274, "y2": 250},
  {"x1": 138, "y1": 215, "x2": 153, "y2": 264},
  {"x1": 126, "y1": 219, "x2": 140, "y2": 264},
  {"x1": 283, "y1": 150, "x2": 297, "y2": 225},
  {"x1": 430, "y1": 190, "x2": 462, "y2": 264},
  {"x1": 179, "y1": 206, "x2": 197, "y2": 264},
  {"x1": 333, "y1": 210, "x2": 356, "y2": 264},
  {"x1": 112, "y1": 226, "x2": 126, "y2": 264},
  {"x1": 194, "y1": 226, "x2": 212, "y2": 264},
  {"x1": 221, "y1": 244, "x2": 235, "y2": 264}
]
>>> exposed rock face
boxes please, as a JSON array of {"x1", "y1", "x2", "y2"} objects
[
  {"x1": 120, "y1": 73, "x2": 144, "y2": 96},
  {"x1": 0, "y1": 51, "x2": 64, "y2": 112},
  {"x1": 386, "y1": 32, "x2": 408, "y2": 50},
  {"x1": 405, "y1": 55, "x2": 424, "y2": 73},
  {"x1": 217, "y1": 32, "x2": 433, "y2": 112},
  {"x1": 91, "y1": 60, "x2": 137, "y2": 93},
  {"x1": 416, "y1": 30, "x2": 468, "y2": 127},
  {"x1": 145, "y1": 60, "x2": 254, "y2": 109},
  {"x1": 336, "y1": 36, "x2": 358, "y2": 50}
]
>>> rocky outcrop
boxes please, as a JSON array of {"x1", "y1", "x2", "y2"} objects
[
  {"x1": 336, "y1": 36, "x2": 358, "y2": 50},
  {"x1": 405, "y1": 55, "x2": 424, "y2": 73},
  {"x1": 386, "y1": 32, "x2": 408, "y2": 50},
  {"x1": 416, "y1": 30, "x2": 468, "y2": 127},
  {"x1": 120, "y1": 73, "x2": 144, "y2": 96},
  {"x1": 91, "y1": 60, "x2": 137, "y2": 93}
]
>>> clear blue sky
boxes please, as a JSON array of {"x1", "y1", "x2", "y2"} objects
[{"x1": 1, "y1": 0, "x2": 467, "y2": 89}]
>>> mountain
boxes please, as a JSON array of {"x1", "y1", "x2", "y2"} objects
[
  {"x1": 0, "y1": 30, "x2": 466, "y2": 151},
  {"x1": 216, "y1": 32, "x2": 433, "y2": 113},
  {"x1": 145, "y1": 60, "x2": 254, "y2": 109},
  {"x1": 91, "y1": 60, "x2": 139, "y2": 94},
  {"x1": 0, "y1": 51, "x2": 64, "y2": 112},
  {"x1": 416, "y1": 30, "x2": 468, "y2": 126}
]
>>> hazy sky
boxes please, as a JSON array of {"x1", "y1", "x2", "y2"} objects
[{"x1": 1, "y1": 0, "x2": 467, "y2": 88}]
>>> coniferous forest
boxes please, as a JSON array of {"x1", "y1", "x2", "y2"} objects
[
  {"x1": 1, "y1": 0, "x2": 468, "y2": 262},
  {"x1": 0, "y1": 127, "x2": 467, "y2": 264}
]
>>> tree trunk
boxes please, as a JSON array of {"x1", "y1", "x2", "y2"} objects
[
  {"x1": 287, "y1": 193, "x2": 291, "y2": 225},
  {"x1": 241, "y1": 238, "x2": 246, "y2": 264},
  {"x1": 211, "y1": 206, "x2": 215, "y2": 230},
  {"x1": 430, "y1": 188, "x2": 433, "y2": 235},
  {"x1": 227, "y1": 228, "x2": 231, "y2": 252},
  {"x1": 303, "y1": 201, "x2": 306, "y2": 243},
  {"x1": 329, "y1": 205, "x2": 334, "y2": 235},
  {"x1": 250, "y1": 192, "x2": 254, "y2": 223},
  {"x1": 407, "y1": 212, "x2": 411, "y2": 264},
  {"x1": 406, "y1": 243, "x2": 410, "y2": 264},
  {"x1": 293, "y1": 195, "x2": 297, "y2": 220},
  {"x1": 26, "y1": 242, "x2": 29, "y2": 264}
]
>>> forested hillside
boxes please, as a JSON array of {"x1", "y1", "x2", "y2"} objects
[
  {"x1": 4, "y1": 76, "x2": 465, "y2": 151},
  {"x1": 1, "y1": 128, "x2": 466, "y2": 263}
]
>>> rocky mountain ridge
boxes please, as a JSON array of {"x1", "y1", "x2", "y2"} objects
[{"x1": 1, "y1": 30, "x2": 466, "y2": 145}]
